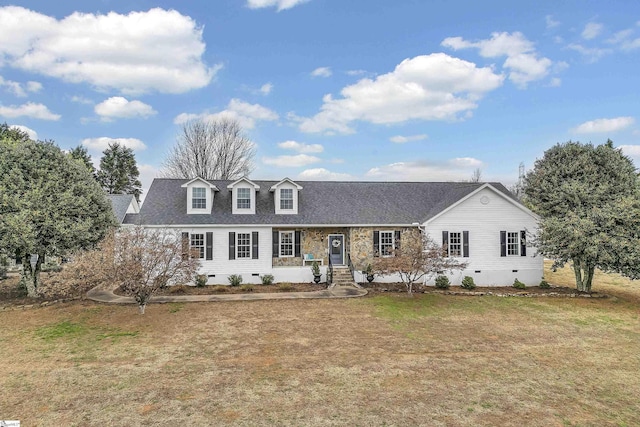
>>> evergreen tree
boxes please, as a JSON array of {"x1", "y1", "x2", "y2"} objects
[
  {"x1": 96, "y1": 142, "x2": 142, "y2": 201},
  {"x1": 69, "y1": 145, "x2": 96, "y2": 176},
  {"x1": 0, "y1": 122, "x2": 31, "y2": 146}
]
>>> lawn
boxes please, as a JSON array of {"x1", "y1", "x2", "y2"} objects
[{"x1": 1, "y1": 263, "x2": 640, "y2": 426}]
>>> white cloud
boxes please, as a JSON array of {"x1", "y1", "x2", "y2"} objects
[
  {"x1": 297, "y1": 53, "x2": 503, "y2": 134},
  {"x1": 259, "y1": 82, "x2": 273, "y2": 95},
  {"x1": 0, "y1": 6, "x2": 218, "y2": 95},
  {"x1": 566, "y1": 43, "x2": 612, "y2": 62},
  {"x1": 442, "y1": 32, "x2": 553, "y2": 88},
  {"x1": 582, "y1": 22, "x2": 604, "y2": 40},
  {"x1": 311, "y1": 67, "x2": 332, "y2": 78},
  {"x1": 545, "y1": 15, "x2": 560, "y2": 29},
  {"x1": 389, "y1": 134, "x2": 428, "y2": 143},
  {"x1": 0, "y1": 76, "x2": 42, "y2": 97},
  {"x1": 81, "y1": 137, "x2": 147, "y2": 152},
  {"x1": 297, "y1": 168, "x2": 354, "y2": 180},
  {"x1": 365, "y1": 157, "x2": 484, "y2": 181},
  {"x1": 174, "y1": 98, "x2": 279, "y2": 129},
  {"x1": 277, "y1": 140, "x2": 324, "y2": 153},
  {"x1": 70, "y1": 95, "x2": 93, "y2": 105},
  {"x1": 346, "y1": 69, "x2": 367, "y2": 76},
  {"x1": 606, "y1": 28, "x2": 640, "y2": 51},
  {"x1": 246, "y1": 0, "x2": 310, "y2": 11},
  {"x1": 548, "y1": 77, "x2": 562, "y2": 87},
  {"x1": 10, "y1": 124, "x2": 37, "y2": 140},
  {"x1": 0, "y1": 102, "x2": 60, "y2": 120},
  {"x1": 263, "y1": 154, "x2": 321, "y2": 167},
  {"x1": 619, "y1": 144, "x2": 640, "y2": 158},
  {"x1": 572, "y1": 117, "x2": 635, "y2": 134},
  {"x1": 136, "y1": 163, "x2": 161, "y2": 203},
  {"x1": 94, "y1": 96, "x2": 157, "y2": 121}
]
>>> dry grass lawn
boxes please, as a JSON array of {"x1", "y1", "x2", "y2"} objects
[{"x1": 1, "y1": 262, "x2": 640, "y2": 426}]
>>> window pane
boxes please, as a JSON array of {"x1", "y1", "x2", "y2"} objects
[
  {"x1": 237, "y1": 188, "x2": 251, "y2": 209},
  {"x1": 380, "y1": 231, "x2": 394, "y2": 256},
  {"x1": 507, "y1": 232, "x2": 519, "y2": 256},
  {"x1": 449, "y1": 232, "x2": 462, "y2": 257},
  {"x1": 192, "y1": 187, "x2": 206, "y2": 209},
  {"x1": 237, "y1": 233, "x2": 251, "y2": 258},
  {"x1": 190, "y1": 233, "x2": 205, "y2": 259},
  {"x1": 280, "y1": 231, "x2": 294, "y2": 256},
  {"x1": 280, "y1": 188, "x2": 293, "y2": 210}
]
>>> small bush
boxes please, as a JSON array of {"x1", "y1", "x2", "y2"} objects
[
  {"x1": 261, "y1": 274, "x2": 274, "y2": 285},
  {"x1": 278, "y1": 282, "x2": 294, "y2": 292},
  {"x1": 228, "y1": 274, "x2": 242, "y2": 287},
  {"x1": 194, "y1": 274, "x2": 207, "y2": 287},
  {"x1": 539, "y1": 280, "x2": 550, "y2": 289},
  {"x1": 513, "y1": 278, "x2": 526, "y2": 289},
  {"x1": 212, "y1": 285, "x2": 229, "y2": 293},
  {"x1": 41, "y1": 260, "x2": 63, "y2": 273},
  {"x1": 435, "y1": 275, "x2": 450, "y2": 289},
  {"x1": 169, "y1": 285, "x2": 188, "y2": 294},
  {"x1": 461, "y1": 276, "x2": 476, "y2": 290},
  {"x1": 240, "y1": 284, "x2": 254, "y2": 292},
  {"x1": 0, "y1": 267, "x2": 7, "y2": 280}
]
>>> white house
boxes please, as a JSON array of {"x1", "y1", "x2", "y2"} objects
[{"x1": 122, "y1": 178, "x2": 542, "y2": 286}]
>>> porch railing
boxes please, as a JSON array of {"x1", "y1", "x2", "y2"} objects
[
  {"x1": 347, "y1": 253, "x2": 355, "y2": 282},
  {"x1": 327, "y1": 256, "x2": 333, "y2": 285}
]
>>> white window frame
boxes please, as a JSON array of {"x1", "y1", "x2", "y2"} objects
[
  {"x1": 448, "y1": 231, "x2": 462, "y2": 257},
  {"x1": 190, "y1": 233, "x2": 205, "y2": 259},
  {"x1": 280, "y1": 188, "x2": 294, "y2": 210},
  {"x1": 237, "y1": 188, "x2": 251, "y2": 210},
  {"x1": 237, "y1": 232, "x2": 251, "y2": 259},
  {"x1": 379, "y1": 231, "x2": 394, "y2": 257},
  {"x1": 191, "y1": 187, "x2": 207, "y2": 209},
  {"x1": 507, "y1": 231, "x2": 520, "y2": 256},
  {"x1": 279, "y1": 231, "x2": 294, "y2": 257}
]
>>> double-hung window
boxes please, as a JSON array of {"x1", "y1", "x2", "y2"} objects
[
  {"x1": 280, "y1": 189, "x2": 293, "y2": 210},
  {"x1": 380, "y1": 231, "x2": 394, "y2": 256},
  {"x1": 237, "y1": 233, "x2": 251, "y2": 258},
  {"x1": 280, "y1": 231, "x2": 294, "y2": 257},
  {"x1": 507, "y1": 232, "x2": 520, "y2": 256},
  {"x1": 448, "y1": 232, "x2": 462, "y2": 257},
  {"x1": 237, "y1": 188, "x2": 251, "y2": 209},
  {"x1": 190, "y1": 233, "x2": 205, "y2": 259},
  {"x1": 192, "y1": 187, "x2": 206, "y2": 209}
]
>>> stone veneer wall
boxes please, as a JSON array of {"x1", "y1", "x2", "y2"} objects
[{"x1": 348, "y1": 227, "x2": 420, "y2": 271}]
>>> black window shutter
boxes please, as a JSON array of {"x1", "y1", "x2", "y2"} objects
[
  {"x1": 500, "y1": 231, "x2": 507, "y2": 257},
  {"x1": 229, "y1": 232, "x2": 235, "y2": 260},
  {"x1": 181, "y1": 232, "x2": 189, "y2": 260},
  {"x1": 520, "y1": 230, "x2": 527, "y2": 256},
  {"x1": 463, "y1": 231, "x2": 469, "y2": 258},
  {"x1": 442, "y1": 231, "x2": 449, "y2": 256},
  {"x1": 295, "y1": 231, "x2": 301, "y2": 257},
  {"x1": 272, "y1": 231, "x2": 279, "y2": 258},
  {"x1": 206, "y1": 232, "x2": 213, "y2": 260},
  {"x1": 394, "y1": 230, "x2": 401, "y2": 252},
  {"x1": 373, "y1": 231, "x2": 380, "y2": 257},
  {"x1": 252, "y1": 231, "x2": 259, "y2": 259}
]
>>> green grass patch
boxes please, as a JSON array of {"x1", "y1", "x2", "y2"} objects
[
  {"x1": 36, "y1": 320, "x2": 86, "y2": 341},
  {"x1": 168, "y1": 302, "x2": 185, "y2": 313}
]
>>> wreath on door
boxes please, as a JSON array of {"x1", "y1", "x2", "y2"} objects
[{"x1": 332, "y1": 239, "x2": 341, "y2": 248}]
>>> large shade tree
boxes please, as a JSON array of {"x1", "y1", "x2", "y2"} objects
[
  {"x1": 524, "y1": 140, "x2": 640, "y2": 292},
  {"x1": 162, "y1": 118, "x2": 255, "y2": 180},
  {"x1": 0, "y1": 139, "x2": 115, "y2": 297},
  {"x1": 97, "y1": 142, "x2": 142, "y2": 201}
]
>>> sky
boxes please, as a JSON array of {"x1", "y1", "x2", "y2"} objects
[{"x1": 1, "y1": 0, "x2": 640, "y2": 201}]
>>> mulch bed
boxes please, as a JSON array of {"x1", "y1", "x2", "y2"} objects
[
  {"x1": 114, "y1": 282, "x2": 327, "y2": 296},
  {"x1": 361, "y1": 282, "x2": 606, "y2": 297}
]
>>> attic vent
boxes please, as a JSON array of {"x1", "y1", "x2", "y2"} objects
[
  {"x1": 512, "y1": 270, "x2": 518, "y2": 273},
  {"x1": 252, "y1": 273, "x2": 259, "y2": 276},
  {"x1": 474, "y1": 270, "x2": 481, "y2": 273}
]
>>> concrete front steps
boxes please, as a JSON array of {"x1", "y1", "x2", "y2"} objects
[{"x1": 329, "y1": 266, "x2": 362, "y2": 289}]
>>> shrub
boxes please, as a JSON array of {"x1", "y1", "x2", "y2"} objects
[
  {"x1": 311, "y1": 261, "x2": 320, "y2": 276},
  {"x1": 212, "y1": 285, "x2": 229, "y2": 293},
  {"x1": 278, "y1": 282, "x2": 294, "y2": 291},
  {"x1": 0, "y1": 266, "x2": 6, "y2": 280},
  {"x1": 41, "y1": 260, "x2": 63, "y2": 273},
  {"x1": 240, "y1": 284, "x2": 254, "y2": 292},
  {"x1": 539, "y1": 280, "x2": 551, "y2": 289},
  {"x1": 195, "y1": 274, "x2": 207, "y2": 287},
  {"x1": 169, "y1": 285, "x2": 188, "y2": 294},
  {"x1": 228, "y1": 274, "x2": 242, "y2": 287},
  {"x1": 461, "y1": 275, "x2": 476, "y2": 290},
  {"x1": 513, "y1": 278, "x2": 526, "y2": 289},
  {"x1": 261, "y1": 274, "x2": 274, "y2": 285},
  {"x1": 435, "y1": 275, "x2": 450, "y2": 289}
]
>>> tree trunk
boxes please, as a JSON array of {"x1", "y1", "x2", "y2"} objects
[
  {"x1": 138, "y1": 304, "x2": 146, "y2": 315},
  {"x1": 20, "y1": 252, "x2": 43, "y2": 298},
  {"x1": 584, "y1": 264, "x2": 595, "y2": 293},
  {"x1": 572, "y1": 258, "x2": 594, "y2": 293},
  {"x1": 406, "y1": 282, "x2": 414, "y2": 297}
]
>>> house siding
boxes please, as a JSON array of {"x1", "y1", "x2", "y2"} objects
[{"x1": 424, "y1": 187, "x2": 542, "y2": 286}]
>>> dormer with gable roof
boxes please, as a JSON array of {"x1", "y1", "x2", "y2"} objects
[
  {"x1": 227, "y1": 177, "x2": 260, "y2": 214},
  {"x1": 270, "y1": 178, "x2": 303, "y2": 214},
  {"x1": 181, "y1": 178, "x2": 219, "y2": 214}
]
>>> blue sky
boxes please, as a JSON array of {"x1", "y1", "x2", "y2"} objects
[{"x1": 2, "y1": 0, "x2": 640, "y2": 199}]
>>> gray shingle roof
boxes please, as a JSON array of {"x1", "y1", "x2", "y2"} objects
[
  {"x1": 126, "y1": 179, "x2": 518, "y2": 226},
  {"x1": 107, "y1": 194, "x2": 135, "y2": 224}
]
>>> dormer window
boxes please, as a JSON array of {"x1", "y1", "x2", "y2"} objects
[
  {"x1": 192, "y1": 188, "x2": 207, "y2": 209},
  {"x1": 237, "y1": 188, "x2": 251, "y2": 209},
  {"x1": 280, "y1": 189, "x2": 293, "y2": 210}
]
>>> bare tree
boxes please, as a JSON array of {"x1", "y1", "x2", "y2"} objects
[
  {"x1": 162, "y1": 118, "x2": 255, "y2": 180},
  {"x1": 373, "y1": 230, "x2": 467, "y2": 296},
  {"x1": 470, "y1": 168, "x2": 482, "y2": 183}
]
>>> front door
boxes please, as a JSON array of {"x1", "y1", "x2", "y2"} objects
[{"x1": 328, "y1": 234, "x2": 344, "y2": 265}]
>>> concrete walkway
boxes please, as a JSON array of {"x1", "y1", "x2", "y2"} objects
[{"x1": 87, "y1": 285, "x2": 367, "y2": 304}]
